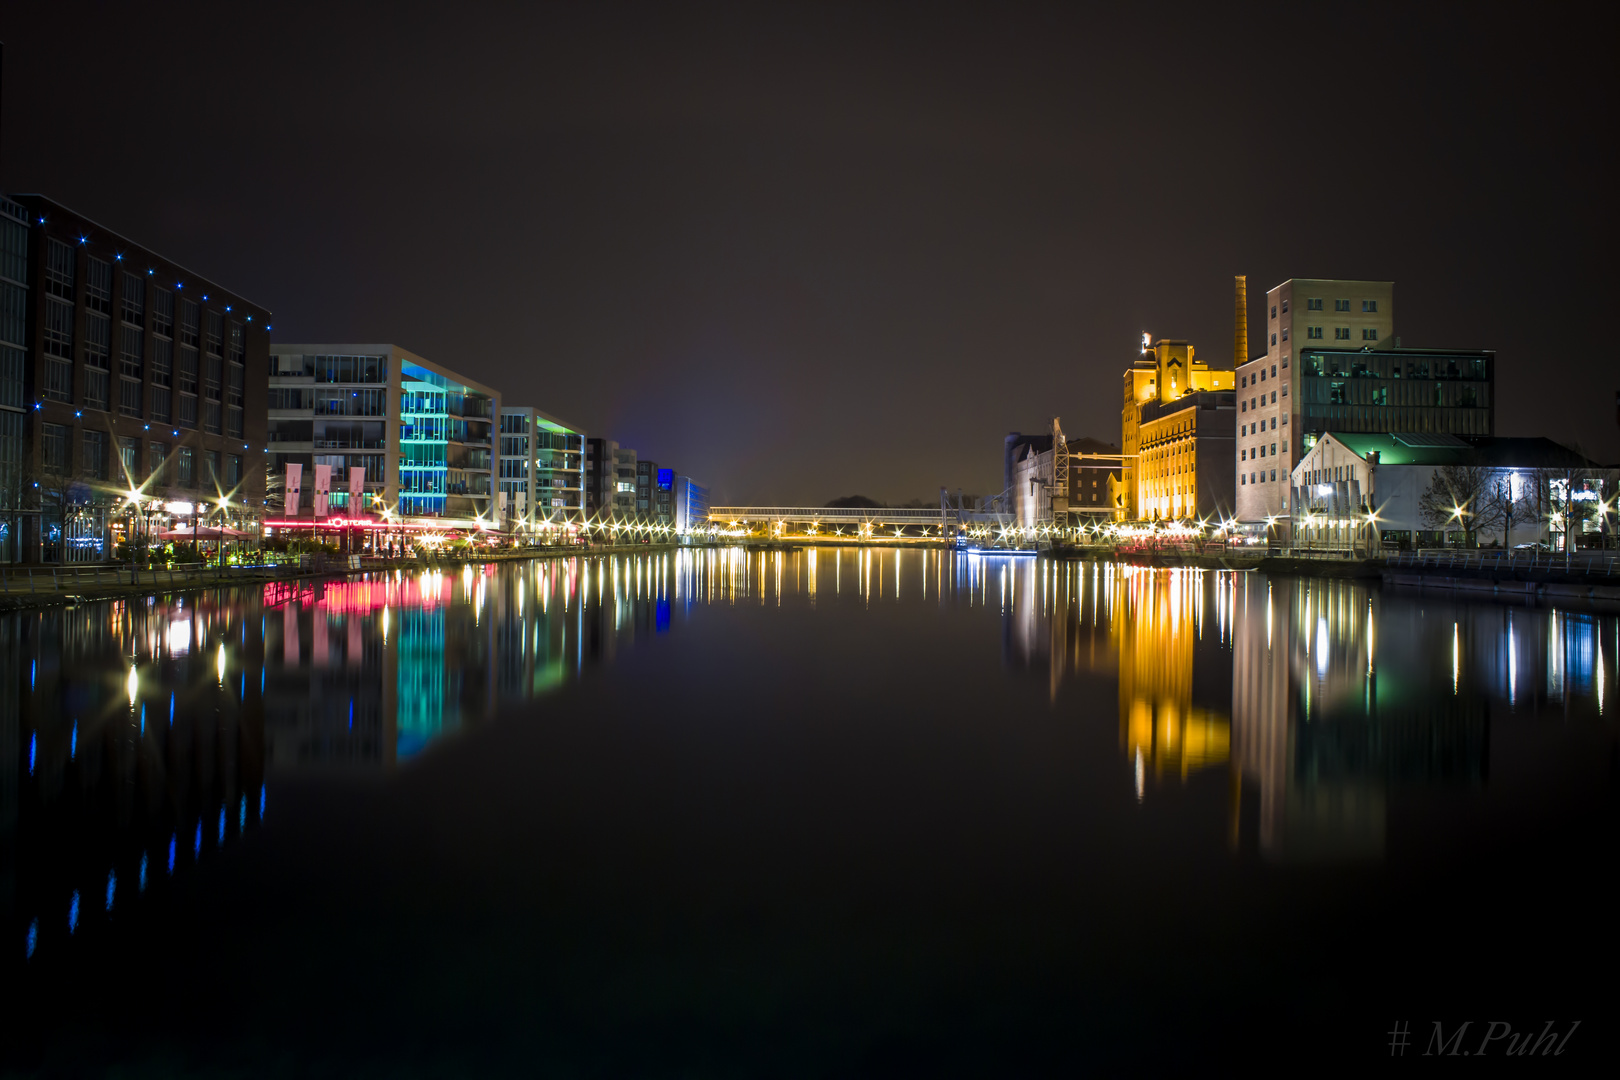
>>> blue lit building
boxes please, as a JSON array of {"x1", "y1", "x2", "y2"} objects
[{"x1": 267, "y1": 344, "x2": 499, "y2": 530}]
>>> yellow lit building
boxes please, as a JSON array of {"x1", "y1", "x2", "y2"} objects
[{"x1": 1120, "y1": 335, "x2": 1236, "y2": 522}]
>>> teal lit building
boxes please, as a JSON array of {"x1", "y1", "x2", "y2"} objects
[
  {"x1": 498, "y1": 405, "x2": 586, "y2": 533},
  {"x1": 268, "y1": 344, "x2": 500, "y2": 531}
]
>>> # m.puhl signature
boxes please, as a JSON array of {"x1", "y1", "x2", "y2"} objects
[{"x1": 1387, "y1": 1020, "x2": 1580, "y2": 1057}]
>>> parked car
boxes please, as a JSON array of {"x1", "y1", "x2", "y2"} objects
[{"x1": 1512, "y1": 541, "x2": 1553, "y2": 551}]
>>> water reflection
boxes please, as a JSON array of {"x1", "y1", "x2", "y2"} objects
[{"x1": 3, "y1": 549, "x2": 1615, "y2": 972}]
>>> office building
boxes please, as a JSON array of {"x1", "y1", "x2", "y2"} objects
[
  {"x1": 499, "y1": 405, "x2": 585, "y2": 530},
  {"x1": 0, "y1": 194, "x2": 270, "y2": 564},
  {"x1": 1233, "y1": 278, "x2": 1494, "y2": 533},
  {"x1": 1121, "y1": 335, "x2": 1235, "y2": 521},
  {"x1": 673, "y1": 475, "x2": 709, "y2": 536},
  {"x1": 267, "y1": 344, "x2": 498, "y2": 529}
]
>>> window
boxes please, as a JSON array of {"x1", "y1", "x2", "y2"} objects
[
  {"x1": 1270, "y1": 333, "x2": 1277, "y2": 345},
  {"x1": 84, "y1": 368, "x2": 109, "y2": 411},
  {"x1": 1270, "y1": 469, "x2": 1276, "y2": 482},
  {"x1": 85, "y1": 257, "x2": 112, "y2": 314},
  {"x1": 177, "y1": 447, "x2": 195, "y2": 487},
  {"x1": 1335, "y1": 327, "x2": 1351, "y2": 340},
  {"x1": 149, "y1": 442, "x2": 168, "y2": 481},
  {"x1": 44, "y1": 297, "x2": 75, "y2": 360},
  {"x1": 1281, "y1": 327, "x2": 1289, "y2": 341},
  {"x1": 1270, "y1": 305, "x2": 1277, "y2": 319},
  {"x1": 45, "y1": 356, "x2": 72, "y2": 401},
  {"x1": 151, "y1": 387, "x2": 171, "y2": 424},
  {"x1": 1240, "y1": 375, "x2": 1247, "y2": 388},
  {"x1": 1307, "y1": 298, "x2": 1323, "y2": 311},
  {"x1": 120, "y1": 324, "x2": 143, "y2": 378},
  {"x1": 1307, "y1": 326, "x2": 1323, "y2": 339},
  {"x1": 1281, "y1": 384, "x2": 1288, "y2": 397},
  {"x1": 1270, "y1": 444, "x2": 1276, "y2": 456},
  {"x1": 150, "y1": 337, "x2": 172, "y2": 386},
  {"x1": 204, "y1": 400, "x2": 221, "y2": 434},
  {"x1": 227, "y1": 360, "x2": 243, "y2": 408},
  {"x1": 180, "y1": 298, "x2": 199, "y2": 348},
  {"x1": 228, "y1": 321, "x2": 244, "y2": 364},
  {"x1": 178, "y1": 392, "x2": 197, "y2": 428},
  {"x1": 178, "y1": 347, "x2": 198, "y2": 395},
  {"x1": 1240, "y1": 400, "x2": 1246, "y2": 412},
  {"x1": 206, "y1": 310, "x2": 223, "y2": 356},
  {"x1": 1271, "y1": 390, "x2": 1277, "y2": 403},
  {"x1": 206, "y1": 450, "x2": 220, "y2": 485},
  {"x1": 1281, "y1": 354, "x2": 1289, "y2": 368},
  {"x1": 227, "y1": 454, "x2": 242, "y2": 487},
  {"x1": 120, "y1": 377, "x2": 142, "y2": 418},
  {"x1": 1362, "y1": 300, "x2": 1377, "y2": 313},
  {"x1": 45, "y1": 239, "x2": 75, "y2": 300},
  {"x1": 122, "y1": 273, "x2": 145, "y2": 325},
  {"x1": 227, "y1": 406, "x2": 243, "y2": 439},
  {"x1": 1240, "y1": 474, "x2": 1246, "y2": 486},
  {"x1": 84, "y1": 313, "x2": 111, "y2": 369},
  {"x1": 82, "y1": 430, "x2": 107, "y2": 480},
  {"x1": 205, "y1": 353, "x2": 222, "y2": 400},
  {"x1": 118, "y1": 436, "x2": 139, "y2": 478},
  {"x1": 0, "y1": 344, "x2": 20, "y2": 409},
  {"x1": 1372, "y1": 387, "x2": 1388, "y2": 405},
  {"x1": 1362, "y1": 328, "x2": 1378, "y2": 341},
  {"x1": 42, "y1": 423, "x2": 69, "y2": 472},
  {"x1": 1330, "y1": 381, "x2": 1347, "y2": 404},
  {"x1": 152, "y1": 288, "x2": 174, "y2": 336},
  {"x1": 1334, "y1": 299, "x2": 1350, "y2": 312},
  {"x1": 1281, "y1": 299, "x2": 1289, "y2": 314}
]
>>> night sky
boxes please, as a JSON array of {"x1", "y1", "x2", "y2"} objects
[{"x1": 3, "y1": 3, "x2": 1615, "y2": 503}]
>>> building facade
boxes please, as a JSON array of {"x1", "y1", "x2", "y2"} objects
[
  {"x1": 1, "y1": 194, "x2": 270, "y2": 563},
  {"x1": 673, "y1": 475, "x2": 709, "y2": 536},
  {"x1": 267, "y1": 344, "x2": 498, "y2": 528},
  {"x1": 1121, "y1": 335, "x2": 1235, "y2": 522},
  {"x1": 499, "y1": 405, "x2": 585, "y2": 530},
  {"x1": 1291, "y1": 432, "x2": 1605, "y2": 552},
  {"x1": 1009, "y1": 434, "x2": 1123, "y2": 528},
  {"x1": 1233, "y1": 278, "x2": 1497, "y2": 534}
]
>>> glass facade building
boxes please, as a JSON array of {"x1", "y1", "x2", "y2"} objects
[
  {"x1": 498, "y1": 405, "x2": 586, "y2": 529},
  {"x1": 268, "y1": 344, "x2": 499, "y2": 528}
]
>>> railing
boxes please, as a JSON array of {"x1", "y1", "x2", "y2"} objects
[{"x1": 1383, "y1": 549, "x2": 1619, "y2": 578}]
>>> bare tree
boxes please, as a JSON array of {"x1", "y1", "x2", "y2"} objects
[
  {"x1": 1417, "y1": 461, "x2": 1494, "y2": 547},
  {"x1": 1476, "y1": 470, "x2": 1530, "y2": 548}
]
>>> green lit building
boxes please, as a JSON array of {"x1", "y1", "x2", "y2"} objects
[
  {"x1": 498, "y1": 405, "x2": 586, "y2": 532},
  {"x1": 267, "y1": 344, "x2": 499, "y2": 529}
]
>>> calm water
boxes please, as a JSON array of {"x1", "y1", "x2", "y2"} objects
[{"x1": 2, "y1": 550, "x2": 1615, "y2": 1073}]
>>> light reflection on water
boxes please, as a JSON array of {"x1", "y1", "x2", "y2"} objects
[{"x1": 2, "y1": 548, "x2": 1614, "y2": 969}]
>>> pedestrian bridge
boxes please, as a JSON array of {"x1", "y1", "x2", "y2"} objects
[{"x1": 709, "y1": 506, "x2": 960, "y2": 527}]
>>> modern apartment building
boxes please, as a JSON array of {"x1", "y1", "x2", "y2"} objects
[
  {"x1": 612, "y1": 445, "x2": 638, "y2": 515},
  {"x1": 1120, "y1": 335, "x2": 1235, "y2": 521},
  {"x1": 267, "y1": 344, "x2": 498, "y2": 528},
  {"x1": 0, "y1": 194, "x2": 270, "y2": 563},
  {"x1": 499, "y1": 405, "x2": 586, "y2": 530},
  {"x1": 1233, "y1": 278, "x2": 1495, "y2": 533}
]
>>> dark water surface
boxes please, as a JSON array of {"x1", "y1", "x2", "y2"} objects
[{"x1": 2, "y1": 550, "x2": 1615, "y2": 1074}]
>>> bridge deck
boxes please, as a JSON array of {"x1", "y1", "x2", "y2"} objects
[{"x1": 709, "y1": 506, "x2": 1007, "y2": 525}]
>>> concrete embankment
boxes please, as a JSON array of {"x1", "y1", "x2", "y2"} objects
[{"x1": 1381, "y1": 568, "x2": 1620, "y2": 604}]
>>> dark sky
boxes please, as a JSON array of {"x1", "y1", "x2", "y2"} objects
[{"x1": 3, "y1": 3, "x2": 1615, "y2": 503}]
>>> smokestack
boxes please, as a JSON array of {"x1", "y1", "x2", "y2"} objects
[{"x1": 1233, "y1": 275, "x2": 1248, "y2": 368}]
